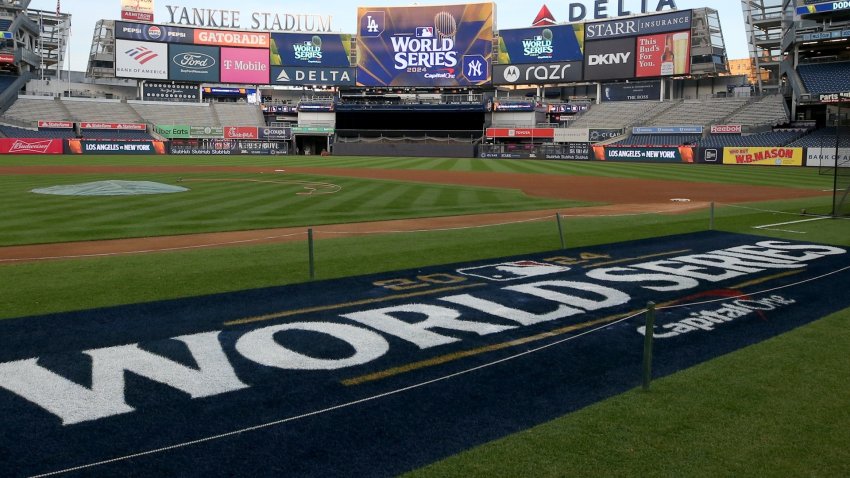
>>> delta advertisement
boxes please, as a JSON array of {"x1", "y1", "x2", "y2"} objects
[
  {"x1": 220, "y1": 47, "x2": 270, "y2": 84},
  {"x1": 169, "y1": 44, "x2": 220, "y2": 82},
  {"x1": 271, "y1": 66, "x2": 356, "y2": 86},
  {"x1": 270, "y1": 33, "x2": 352, "y2": 67},
  {"x1": 496, "y1": 24, "x2": 584, "y2": 64},
  {"x1": 592, "y1": 145, "x2": 696, "y2": 163},
  {"x1": 635, "y1": 30, "x2": 690, "y2": 77},
  {"x1": 115, "y1": 22, "x2": 193, "y2": 43},
  {"x1": 722, "y1": 147, "x2": 804, "y2": 166},
  {"x1": 584, "y1": 37, "x2": 636, "y2": 81},
  {"x1": 0, "y1": 138, "x2": 64, "y2": 155},
  {"x1": 115, "y1": 40, "x2": 169, "y2": 79},
  {"x1": 356, "y1": 3, "x2": 494, "y2": 87}
]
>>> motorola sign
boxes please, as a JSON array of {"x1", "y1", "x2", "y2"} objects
[{"x1": 493, "y1": 61, "x2": 582, "y2": 85}]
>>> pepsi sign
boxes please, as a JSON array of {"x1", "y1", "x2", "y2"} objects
[{"x1": 115, "y1": 21, "x2": 194, "y2": 44}]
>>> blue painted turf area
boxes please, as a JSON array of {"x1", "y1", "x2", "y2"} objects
[{"x1": 0, "y1": 231, "x2": 848, "y2": 477}]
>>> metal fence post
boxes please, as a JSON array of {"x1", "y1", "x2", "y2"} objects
[
  {"x1": 710, "y1": 202, "x2": 715, "y2": 231},
  {"x1": 556, "y1": 213, "x2": 566, "y2": 250},
  {"x1": 642, "y1": 301, "x2": 656, "y2": 391},
  {"x1": 308, "y1": 228, "x2": 315, "y2": 281}
]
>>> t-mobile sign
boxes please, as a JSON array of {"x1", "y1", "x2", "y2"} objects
[{"x1": 220, "y1": 48, "x2": 270, "y2": 84}]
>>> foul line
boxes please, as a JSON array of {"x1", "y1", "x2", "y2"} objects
[
  {"x1": 753, "y1": 216, "x2": 830, "y2": 234},
  {"x1": 224, "y1": 283, "x2": 487, "y2": 326}
]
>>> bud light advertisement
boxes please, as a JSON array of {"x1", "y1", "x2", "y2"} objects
[
  {"x1": 270, "y1": 33, "x2": 352, "y2": 68},
  {"x1": 496, "y1": 25, "x2": 584, "y2": 64},
  {"x1": 356, "y1": 3, "x2": 494, "y2": 87}
]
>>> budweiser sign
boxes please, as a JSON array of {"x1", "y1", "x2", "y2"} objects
[
  {"x1": 0, "y1": 139, "x2": 63, "y2": 154},
  {"x1": 710, "y1": 124, "x2": 743, "y2": 134},
  {"x1": 38, "y1": 121, "x2": 74, "y2": 129},
  {"x1": 79, "y1": 122, "x2": 147, "y2": 131}
]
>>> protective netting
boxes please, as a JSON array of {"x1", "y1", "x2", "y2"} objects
[{"x1": 31, "y1": 180, "x2": 189, "y2": 196}]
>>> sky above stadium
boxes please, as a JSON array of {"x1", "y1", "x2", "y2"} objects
[{"x1": 28, "y1": 0, "x2": 750, "y2": 72}]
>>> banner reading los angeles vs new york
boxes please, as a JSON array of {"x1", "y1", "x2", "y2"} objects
[{"x1": 356, "y1": 3, "x2": 494, "y2": 87}]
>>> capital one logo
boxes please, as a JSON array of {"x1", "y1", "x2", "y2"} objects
[
  {"x1": 361, "y1": 11, "x2": 384, "y2": 37},
  {"x1": 588, "y1": 52, "x2": 631, "y2": 66}
]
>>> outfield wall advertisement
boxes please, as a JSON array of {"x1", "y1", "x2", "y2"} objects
[
  {"x1": 723, "y1": 147, "x2": 804, "y2": 166},
  {"x1": 592, "y1": 145, "x2": 695, "y2": 162},
  {"x1": 805, "y1": 147, "x2": 850, "y2": 167},
  {"x1": 496, "y1": 25, "x2": 584, "y2": 64},
  {"x1": 356, "y1": 3, "x2": 494, "y2": 87},
  {"x1": 0, "y1": 138, "x2": 63, "y2": 154},
  {"x1": 66, "y1": 140, "x2": 168, "y2": 155}
]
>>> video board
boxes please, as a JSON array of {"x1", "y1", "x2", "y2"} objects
[
  {"x1": 356, "y1": 3, "x2": 495, "y2": 87},
  {"x1": 270, "y1": 33, "x2": 352, "y2": 67},
  {"x1": 497, "y1": 25, "x2": 584, "y2": 64}
]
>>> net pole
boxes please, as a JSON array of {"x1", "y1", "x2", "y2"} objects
[
  {"x1": 642, "y1": 301, "x2": 656, "y2": 391},
  {"x1": 308, "y1": 228, "x2": 315, "y2": 280},
  {"x1": 834, "y1": 102, "x2": 842, "y2": 217}
]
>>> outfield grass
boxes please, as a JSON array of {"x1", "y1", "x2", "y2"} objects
[{"x1": 1, "y1": 156, "x2": 848, "y2": 475}]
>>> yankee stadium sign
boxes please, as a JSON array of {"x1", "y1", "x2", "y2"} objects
[{"x1": 165, "y1": 5, "x2": 332, "y2": 32}]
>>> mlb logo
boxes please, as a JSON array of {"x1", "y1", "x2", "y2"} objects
[
  {"x1": 457, "y1": 260, "x2": 570, "y2": 281},
  {"x1": 416, "y1": 27, "x2": 434, "y2": 38}
]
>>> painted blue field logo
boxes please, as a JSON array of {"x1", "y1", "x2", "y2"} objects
[{"x1": 0, "y1": 232, "x2": 848, "y2": 476}]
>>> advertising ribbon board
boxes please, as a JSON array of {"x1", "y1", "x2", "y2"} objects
[
  {"x1": 224, "y1": 126, "x2": 259, "y2": 139},
  {"x1": 66, "y1": 140, "x2": 167, "y2": 155},
  {"x1": 722, "y1": 147, "x2": 804, "y2": 166},
  {"x1": 356, "y1": 3, "x2": 494, "y2": 87},
  {"x1": 80, "y1": 122, "x2": 147, "y2": 131},
  {"x1": 271, "y1": 66, "x2": 355, "y2": 86},
  {"x1": 592, "y1": 145, "x2": 695, "y2": 163},
  {"x1": 259, "y1": 127, "x2": 292, "y2": 140},
  {"x1": 797, "y1": 1, "x2": 850, "y2": 15},
  {"x1": 485, "y1": 128, "x2": 555, "y2": 139},
  {"x1": 194, "y1": 29, "x2": 270, "y2": 49},
  {"x1": 37, "y1": 121, "x2": 74, "y2": 129},
  {"x1": 633, "y1": 126, "x2": 703, "y2": 134}
]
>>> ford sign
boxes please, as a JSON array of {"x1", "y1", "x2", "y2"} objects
[{"x1": 173, "y1": 52, "x2": 216, "y2": 70}]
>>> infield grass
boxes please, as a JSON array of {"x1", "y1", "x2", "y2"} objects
[{"x1": 1, "y1": 156, "x2": 848, "y2": 475}]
